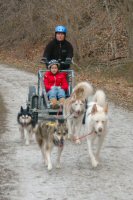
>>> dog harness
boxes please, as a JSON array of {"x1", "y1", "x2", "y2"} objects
[
  {"x1": 82, "y1": 99, "x2": 89, "y2": 124},
  {"x1": 46, "y1": 121, "x2": 56, "y2": 127}
]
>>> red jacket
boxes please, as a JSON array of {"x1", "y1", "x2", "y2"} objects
[{"x1": 44, "y1": 71, "x2": 68, "y2": 92}]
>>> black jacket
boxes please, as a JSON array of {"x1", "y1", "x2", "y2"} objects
[{"x1": 43, "y1": 39, "x2": 73, "y2": 70}]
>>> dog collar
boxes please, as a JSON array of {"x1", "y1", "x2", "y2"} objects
[{"x1": 46, "y1": 122, "x2": 56, "y2": 127}]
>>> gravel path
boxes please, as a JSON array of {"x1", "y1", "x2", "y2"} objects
[{"x1": 0, "y1": 64, "x2": 133, "y2": 200}]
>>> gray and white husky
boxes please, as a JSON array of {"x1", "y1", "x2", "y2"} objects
[
  {"x1": 36, "y1": 119, "x2": 68, "y2": 171},
  {"x1": 85, "y1": 90, "x2": 108, "y2": 167},
  {"x1": 17, "y1": 106, "x2": 37, "y2": 145}
]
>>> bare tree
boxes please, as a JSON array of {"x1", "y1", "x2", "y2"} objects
[
  {"x1": 112, "y1": 0, "x2": 133, "y2": 59},
  {"x1": 104, "y1": 0, "x2": 117, "y2": 59},
  {"x1": 126, "y1": 0, "x2": 133, "y2": 58}
]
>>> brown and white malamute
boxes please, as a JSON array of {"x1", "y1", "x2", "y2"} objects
[{"x1": 36, "y1": 119, "x2": 68, "y2": 171}]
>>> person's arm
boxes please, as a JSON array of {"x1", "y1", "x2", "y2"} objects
[
  {"x1": 44, "y1": 73, "x2": 52, "y2": 91},
  {"x1": 60, "y1": 74, "x2": 69, "y2": 91}
]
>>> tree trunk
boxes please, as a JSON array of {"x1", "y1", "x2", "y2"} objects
[{"x1": 127, "y1": 0, "x2": 133, "y2": 59}]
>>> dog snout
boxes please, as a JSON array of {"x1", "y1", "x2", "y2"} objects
[
  {"x1": 57, "y1": 137, "x2": 64, "y2": 147},
  {"x1": 76, "y1": 110, "x2": 81, "y2": 115},
  {"x1": 98, "y1": 127, "x2": 103, "y2": 132},
  {"x1": 60, "y1": 137, "x2": 64, "y2": 145}
]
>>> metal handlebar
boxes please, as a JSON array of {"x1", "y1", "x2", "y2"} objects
[
  {"x1": 40, "y1": 59, "x2": 72, "y2": 65},
  {"x1": 59, "y1": 60, "x2": 72, "y2": 65}
]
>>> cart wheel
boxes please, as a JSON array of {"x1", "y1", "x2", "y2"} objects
[
  {"x1": 32, "y1": 111, "x2": 38, "y2": 123},
  {"x1": 31, "y1": 95, "x2": 38, "y2": 109},
  {"x1": 28, "y1": 86, "x2": 36, "y2": 102}
]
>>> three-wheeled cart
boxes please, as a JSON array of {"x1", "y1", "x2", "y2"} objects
[{"x1": 27, "y1": 69, "x2": 75, "y2": 122}]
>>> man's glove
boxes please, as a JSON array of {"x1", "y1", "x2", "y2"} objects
[
  {"x1": 58, "y1": 59, "x2": 62, "y2": 63},
  {"x1": 65, "y1": 57, "x2": 72, "y2": 65},
  {"x1": 40, "y1": 57, "x2": 48, "y2": 64}
]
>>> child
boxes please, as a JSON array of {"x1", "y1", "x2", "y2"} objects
[{"x1": 44, "y1": 59, "x2": 68, "y2": 108}]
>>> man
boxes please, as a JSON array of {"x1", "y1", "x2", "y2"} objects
[{"x1": 41, "y1": 25, "x2": 73, "y2": 70}]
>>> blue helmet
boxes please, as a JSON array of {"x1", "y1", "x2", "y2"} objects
[{"x1": 55, "y1": 25, "x2": 67, "y2": 33}]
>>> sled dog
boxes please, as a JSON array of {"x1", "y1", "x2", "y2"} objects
[
  {"x1": 17, "y1": 106, "x2": 37, "y2": 145},
  {"x1": 63, "y1": 81, "x2": 93, "y2": 143},
  {"x1": 36, "y1": 119, "x2": 68, "y2": 171},
  {"x1": 85, "y1": 90, "x2": 108, "y2": 167}
]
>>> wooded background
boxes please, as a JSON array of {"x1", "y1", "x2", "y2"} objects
[{"x1": 0, "y1": 0, "x2": 133, "y2": 65}]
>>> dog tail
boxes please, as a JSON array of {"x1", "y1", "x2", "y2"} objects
[
  {"x1": 73, "y1": 81, "x2": 93, "y2": 100},
  {"x1": 93, "y1": 90, "x2": 106, "y2": 107}
]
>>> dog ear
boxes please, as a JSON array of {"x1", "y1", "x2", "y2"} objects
[
  {"x1": 70, "y1": 93, "x2": 76, "y2": 102},
  {"x1": 20, "y1": 106, "x2": 23, "y2": 112},
  {"x1": 91, "y1": 104, "x2": 97, "y2": 114},
  {"x1": 104, "y1": 103, "x2": 108, "y2": 113},
  {"x1": 27, "y1": 106, "x2": 29, "y2": 112}
]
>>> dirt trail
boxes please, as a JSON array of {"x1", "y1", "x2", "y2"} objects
[{"x1": 0, "y1": 64, "x2": 133, "y2": 200}]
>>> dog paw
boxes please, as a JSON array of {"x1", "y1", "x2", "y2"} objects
[
  {"x1": 73, "y1": 136, "x2": 81, "y2": 144},
  {"x1": 25, "y1": 141, "x2": 30, "y2": 146},
  {"x1": 67, "y1": 134, "x2": 72, "y2": 140},
  {"x1": 56, "y1": 163, "x2": 61, "y2": 169},
  {"x1": 75, "y1": 139, "x2": 81, "y2": 144},
  {"x1": 48, "y1": 165, "x2": 52, "y2": 171},
  {"x1": 95, "y1": 155, "x2": 100, "y2": 162},
  {"x1": 92, "y1": 159, "x2": 99, "y2": 168}
]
